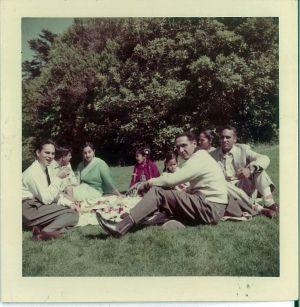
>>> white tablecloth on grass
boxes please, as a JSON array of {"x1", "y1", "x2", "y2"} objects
[{"x1": 58, "y1": 195, "x2": 141, "y2": 227}]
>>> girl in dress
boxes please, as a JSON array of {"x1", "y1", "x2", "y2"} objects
[{"x1": 129, "y1": 148, "x2": 160, "y2": 188}]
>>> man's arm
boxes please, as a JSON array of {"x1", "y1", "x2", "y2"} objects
[
  {"x1": 245, "y1": 147, "x2": 270, "y2": 171},
  {"x1": 148, "y1": 159, "x2": 199, "y2": 188},
  {"x1": 23, "y1": 173, "x2": 63, "y2": 205}
]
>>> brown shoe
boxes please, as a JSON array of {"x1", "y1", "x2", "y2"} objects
[
  {"x1": 267, "y1": 203, "x2": 279, "y2": 213},
  {"x1": 32, "y1": 226, "x2": 41, "y2": 236},
  {"x1": 261, "y1": 208, "x2": 276, "y2": 219},
  {"x1": 32, "y1": 230, "x2": 62, "y2": 241}
]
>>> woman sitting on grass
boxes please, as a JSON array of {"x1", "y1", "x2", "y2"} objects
[
  {"x1": 129, "y1": 148, "x2": 160, "y2": 188},
  {"x1": 198, "y1": 129, "x2": 216, "y2": 152},
  {"x1": 73, "y1": 142, "x2": 122, "y2": 201}
]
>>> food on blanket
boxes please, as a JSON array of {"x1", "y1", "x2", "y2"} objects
[
  {"x1": 103, "y1": 206, "x2": 113, "y2": 213},
  {"x1": 76, "y1": 195, "x2": 142, "y2": 226}
]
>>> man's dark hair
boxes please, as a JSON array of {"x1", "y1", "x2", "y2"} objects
[
  {"x1": 55, "y1": 144, "x2": 72, "y2": 160},
  {"x1": 218, "y1": 125, "x2": 238, "y2": 137},
  {"x1": 163, "y1": 151, "x2": 177, "y2": 172},
  {"x1": 35, "y1": 139, "x2": 57, "y2": 152},
  {"x1": 175, "y1": 131, "x2": 196, "y2": 142}
]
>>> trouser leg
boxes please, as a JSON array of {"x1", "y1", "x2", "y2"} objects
[
  {"x1": 130, "y1": 186, "x2": 225, "y2": 225},
  {"x1": 226, "y1": 182, "x2": 254, "y2": 206},
  {"x1": 253, "y1": 171, "x2": 275, "y2": 195},
  {"x1": 237, "y1": 171, "x2": 275, "y2": 196},
  {"x1": 22, "y1": 199, "x2": 79, "y2": 232},
  {"x1": 42, "y1": 211, "x2": 79, "y2": 232}
]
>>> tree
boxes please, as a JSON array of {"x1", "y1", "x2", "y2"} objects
[
  {"x1": 22, "y1": 17, "x2": 279, "y2": 167},
  {"x1": 22, "y1": 29, "x2": 58, "y2": 79}
]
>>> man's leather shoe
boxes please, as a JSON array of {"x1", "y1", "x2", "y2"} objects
[
  {"x1": 96, "y1": 212, "x2": 121, "y2": 238},
  {"x1": 267, "y1": 203, "x2": 279, "y2": 213},
  {"x1": 32, "y1": 230, "x2": 62, "y2": 241},
  {"x1": 32, "y1": 226, "x2": 41, "y2": 236},
  {"x1": 261, "y1": 208, "x2": 276, "y2": 219}
]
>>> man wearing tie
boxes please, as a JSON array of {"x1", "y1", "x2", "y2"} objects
[{"x1": 22, "y1": 140, "x2": 79, "y2": 241}]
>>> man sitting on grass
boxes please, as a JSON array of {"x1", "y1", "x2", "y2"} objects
[
  {"x1": 96, "y1": 132, "x2": 228, "y2": 237},
  {"x1": 22, "y1": 140, "x2": 79, "y2": 241},
  {"x1": 210, "y1": 126, "x2": 278, "y2": 217}
]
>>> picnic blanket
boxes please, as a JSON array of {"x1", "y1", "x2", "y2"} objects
[
  {"x1": 57, "y1": 194, "x2": 141, "y2": 227},
  {"x1": 57, "y1": 192, "x2": 263, "y2": 227}
]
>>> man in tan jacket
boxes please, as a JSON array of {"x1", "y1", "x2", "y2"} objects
[{"x1": 210, "y1": 126, "x2": 278, "y2": 216}]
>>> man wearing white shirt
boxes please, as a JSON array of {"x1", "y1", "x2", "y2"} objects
[
  {"x1": 96, "y1": 132, "x2": 228, "y2": 238},
  {"x1": 210, "y1": 126, "x2": 278, "y2": 216},
  {"x1": 22, "y1": 140, "x2": 79, "y2": 241}
]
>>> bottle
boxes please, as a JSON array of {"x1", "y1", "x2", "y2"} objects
[{"x1": 140, "y1": 169, "x2": 146, "y2": 182}]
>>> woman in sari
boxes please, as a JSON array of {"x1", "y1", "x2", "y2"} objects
[
  {"x1": 73, "y1": 142, "x2": 122, "y2": 201},
  {"x1": 198, "y1": 130, "x2": 216, "y2": 152}
]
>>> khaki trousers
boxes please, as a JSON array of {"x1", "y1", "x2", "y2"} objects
[
  {"x1": 130, "y1": 186, "x2": 226, "y2": 226},
  {"x1": 227, "y1": 170, "x2": 275, "y2": 205},
  {"x1": 22, "y1": 198, "x2": 79, "y2": 232}
]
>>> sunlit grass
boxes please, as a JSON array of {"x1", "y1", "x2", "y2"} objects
[{"x1": 23, "y1": 144, "x2": 279, "y2": 276}]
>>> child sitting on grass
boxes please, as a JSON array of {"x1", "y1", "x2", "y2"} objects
[
  {"x1": 141, "y1": 152, "x2": 190, "y2": 226},
  {"x1": 162, "y1": 151, "x2": 189, "y2": 191}
]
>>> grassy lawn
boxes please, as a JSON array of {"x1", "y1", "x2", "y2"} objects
[{"x1": 22, "y1": 144, "x2": 279, "y2": 276}]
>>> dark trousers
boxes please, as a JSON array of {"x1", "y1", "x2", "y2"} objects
[
  {"x1": 22, "y1": 198, "x2": 79, "y2": 232},
  {"x1": 130, "y1": 186, "x2": 226, "y2": 226}
]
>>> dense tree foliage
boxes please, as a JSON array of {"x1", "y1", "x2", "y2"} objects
[
  {"x1": 22, "y1": 29, "x2": 58, "y2": 79},
  {"x1": 22, "y1": 17, "x2": 278, "y2": 167}
]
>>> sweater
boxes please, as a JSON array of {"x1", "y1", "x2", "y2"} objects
[{"x1": 149, "y1": 150, "x2": 227, "y2": 204}]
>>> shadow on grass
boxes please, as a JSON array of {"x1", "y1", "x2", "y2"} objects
[{"x1": 85, "y1": 233, "x2": 110, "y2": 240}]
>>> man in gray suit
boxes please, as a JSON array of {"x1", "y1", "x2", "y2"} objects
[{"x1": 210, "y1": 126, "x2": 278, "y2": 215}]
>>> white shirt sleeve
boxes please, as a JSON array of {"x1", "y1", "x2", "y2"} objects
[{"x1": 67, "y1": 163, "x2": 79, "y2": 186}]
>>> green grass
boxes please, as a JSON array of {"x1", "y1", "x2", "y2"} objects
[{"x1": 22, "y1": 144, "x2": 279, "y2": 276}]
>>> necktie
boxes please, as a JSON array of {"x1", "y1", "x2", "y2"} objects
[{"x1": 45, "y1": 167, "x2": 51, "y2": 186}]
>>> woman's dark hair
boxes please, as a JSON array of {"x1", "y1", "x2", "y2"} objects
[
  {"x1": 163, "y1": 151, "x2": 177, "y2": 172},
  {"x1": 81, "y1": 142, "x2": 95, "y2": 152},
  {"x1": 55, "y1": 144, "x2": 72, "y2": 160},
  {"x1": 35, "y1": 139, "x2": 57, "y2": 152},
  {"x1": 199, "y1": 129, "x2": 214, "y2": 142}
]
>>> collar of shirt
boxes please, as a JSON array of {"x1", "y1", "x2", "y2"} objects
[
  {"x1": 219, "y1": 145, "x2": 237, "y2": 159},
  {"x1": 36, "y1": 160, "x2": 47, "y2": 172}
]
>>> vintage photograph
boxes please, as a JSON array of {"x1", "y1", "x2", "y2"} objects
[
  {"x1": 21, "y1": 17, "x2": 279, "y2": 276},
  {"x1": 1, "y1": 0, "x2": 298, "y2": 303}
]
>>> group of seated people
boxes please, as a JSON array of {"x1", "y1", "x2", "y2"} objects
[{"x1": 22, "y1": 125, "x2": 278, "y2": 240}]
